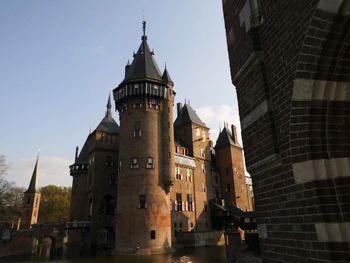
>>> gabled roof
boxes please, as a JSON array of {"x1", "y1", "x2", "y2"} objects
[
  {"x1": 215, "y1": 127, "x2": 237, "y2": 149},
  {"x1": 118, "y1": 29, "x2": 162, "y2": 86},
  {"x1": 25, "y1": 155, "x2": 40, "y2": 193},
  {"x1": 174, "y1": 103, "x2": 207, "y2": 128}
]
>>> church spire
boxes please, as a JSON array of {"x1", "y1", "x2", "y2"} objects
[
  {"x1": 25, "y1": 153, "x2": 40, "y2": 193},
  {"x1": 106, "y1": 92, "x2": 112, "y2": 118}
]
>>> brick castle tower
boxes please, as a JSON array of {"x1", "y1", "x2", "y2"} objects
[
  {"x1": 22, "y1": 155, "x2": 41, "y2": 229},
  {"x1": 112, "y1": 21, "x2": 175, "y2": 254}
]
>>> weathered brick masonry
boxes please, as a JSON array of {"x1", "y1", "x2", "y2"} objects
[{"x1": 223, "y1": 0, "x2": 350, "y2": 262}]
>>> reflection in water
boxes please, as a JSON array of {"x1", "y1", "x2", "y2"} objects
[{"x1": 6, "y1": 246, "x2": 227, "y2": 263}]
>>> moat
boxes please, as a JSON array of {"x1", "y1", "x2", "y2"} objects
[{"x1": 4, "y1": 246, "x2": 227, "y2": 263}]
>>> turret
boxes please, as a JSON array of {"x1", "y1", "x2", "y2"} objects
[{"x1": 112, "y1": 21, "x2": 174, "y2": 254}]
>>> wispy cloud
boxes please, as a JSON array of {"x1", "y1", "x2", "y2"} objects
[
  {"x1": 196, "y1": 104, "x2": 241, "y2": 145},
  {"x1": 6, "y1": 156, "x2": 73, "y2": 188}
]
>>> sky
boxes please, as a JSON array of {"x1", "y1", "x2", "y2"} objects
[{"x1": 0, "y1": 0, "x2": 241, "y2": 188}]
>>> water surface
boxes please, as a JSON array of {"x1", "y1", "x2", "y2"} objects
[{"x1": 7, "y1": 246, "x2": 227, "y2": 263}]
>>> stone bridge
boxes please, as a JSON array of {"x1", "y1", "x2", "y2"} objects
[{"x1": 0, "y1": 224, "x2": 66, "y2": 259}]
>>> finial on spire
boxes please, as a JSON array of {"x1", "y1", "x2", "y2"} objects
[{"x1": 142, "y1": 20, "x2": 147, "y2": 38}]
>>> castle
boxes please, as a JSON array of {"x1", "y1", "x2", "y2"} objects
[{"x1": 68, "y1": 22, "x2": 252, "y2": 254}]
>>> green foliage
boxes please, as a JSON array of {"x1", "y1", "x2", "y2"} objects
[{"x1": 38, "y1": 185, "x2": 71, "y2": 224}]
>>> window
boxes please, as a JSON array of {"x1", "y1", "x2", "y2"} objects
[
  {"x1": 186, "y1": 169, "x2": 192, "y2": 182},
  {"x1": 203, "y1": 183, "x2": 207, "y2": 192},
  {"x1": 187, "y1": 194, "x2": 193, "y2": 212},
  {"x1": 176, "y1": 193, "x2": 182, "y2": 211},
  {"x1": 133, "y1": 121, "x2": 141, "y2": 137},
  {"x1": 202, "y1": 164, "x2": 205, "y2": 174},
  {"x1": 174, "y1": 222, "x2": 177, "y2": 228},
  {"x1": 175, "y1": 146, "x2": 178, "y2": 153},
  {"x1": 226, "y1": 184, "x2": 231, "y2": 192},
  {"x1": 150, "y1": 230, "x2": 156, "y2": 240},
  {"x1": 131, "y1": 158, "x2": 139, "y2": 169},
  {"x1": 105, "y1": 156, "x2": 113, "y2": 166},
  {"x1": 179, "y1": 222, "x2": 182, "y2": 228},
  {"x1": 139, "y1": 194, "x2": 146, "y2": 209},
  {"x1": 110, "y1": 173, "x2": 117, "y2": 185},
  {"x1": 146, "y1": 157, "x2": 154, "y2": 169},
  {"x1": 149, "y1": 98, "x2": 158, "y2": 109},
  {"x1": 175, "y1": 167, "x2": 182, "y2": 180}
]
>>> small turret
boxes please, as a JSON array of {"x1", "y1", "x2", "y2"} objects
[{"x1": 162, "y1": 66, "x2": 173, "y2": 85}]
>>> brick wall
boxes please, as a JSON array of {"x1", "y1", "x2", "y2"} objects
[{"x1": 223, "y1": 0, "x2": 350, "y2": 262}]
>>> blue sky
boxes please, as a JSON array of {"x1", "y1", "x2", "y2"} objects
[{"x1": 0, "y1": 0, "x2": 240, "y2": 187}]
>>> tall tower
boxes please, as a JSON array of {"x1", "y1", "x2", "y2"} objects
[
  {"x1": 22, "y1": 155, "x2": 41, "y2": 229},
  {"x1": 113, "y1": 21, "x2": 175, "y2": 254}
]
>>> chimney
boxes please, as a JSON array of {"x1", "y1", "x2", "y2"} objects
[
  {"x1": 231, "y1": 125, "x2": 238, "y2": 144},
  {"x1": 177, "y1": 102, "x2": 183, "y2": 117},
  {"x1": 75, "y1": 146, "x2": 79, "y2": 162}
]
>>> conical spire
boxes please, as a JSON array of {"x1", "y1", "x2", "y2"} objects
[
  {"x1": 106, "y1": 92, "x2": 112, "y2": 118},
  {"x1": 118, "y1": 21, "x2": 162, "y2": 86},
  {"x1": 162, "y1": 65, "x2": 173, "y2": 84},
  {"x1": 25, "y1": 154, "x2": 40, "y2": 193}
]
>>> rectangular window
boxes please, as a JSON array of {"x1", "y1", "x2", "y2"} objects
[
  {"x1": 133, "y1": 121, "x2": 141, "y2": 137},
  {"x1": 131, "y1": 158, "x2": 139, "y2": 169},
  {"x1": 176, "y1": 193, "x2": 182, "y2": 211},
  {"x1": 176, "y1": 167, "x2": 182, "y2": 180},
  {"x1": 186, "y1": 169, "x2": 192, "y2": 182},
  {"x1": 110, "y1": 173, "x2": 117, "y2": 185},
  {"x1": 150, "y1": 230, "x2": 156, "y2": 240},
  {"x1": 139, "y1": 194, "x2": 146, "y2": 209},
  {"x1": 187, "y1": 194, "x2": 193, "y2": 212},
  {"x1": 202, "y1": 164, "x2": 205, "y2": 174},
  {"x1": 146, "y1": 157, "x2": 154, "y2": 169}
]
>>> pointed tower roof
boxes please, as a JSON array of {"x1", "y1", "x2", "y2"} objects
[
  {"x1": 174, "y1": 103, "x2": 207, "y2": 128},
  {"x1": 118, "y1": 21, "x2": 162, "y2": 86},
  {"x1": 95, "y1": 93, "x2": 120, "y2": 134},
  {"x1": 75, "y1": 138, "x2": 89, "y2": 164},
  {"x1": 25, "y1": 155, "x2": 40, "y2": 193},
  {"x1": 215, "y1": 125, "x2": 241, "y2": 149},
  {"x1": 162, "y1": 66, "x2": 173, "y2": 84}
]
